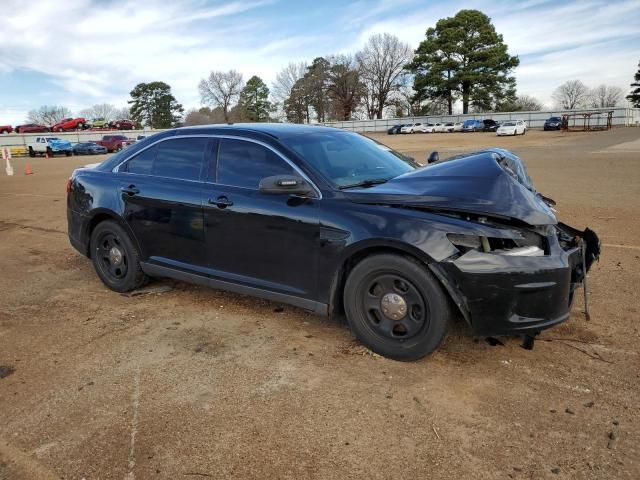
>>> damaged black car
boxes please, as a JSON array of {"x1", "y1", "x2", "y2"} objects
[{"x1": 67, "y1": 124, "x2": 600, "y2": 361}]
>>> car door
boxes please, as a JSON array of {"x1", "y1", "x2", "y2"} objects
[
  {"x1": 204, "y1": 137, "x2": 320, "y2": 299},
  {"x1": 117, "y1": 136, "x2": 213, "y2": 273}
]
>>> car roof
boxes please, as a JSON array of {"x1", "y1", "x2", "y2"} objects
[{"x1": 179, "y1": 122, "x2": 343, "y2": 139}]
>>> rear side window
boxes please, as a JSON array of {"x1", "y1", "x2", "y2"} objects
[
  {"x1": 123, "y1": 138, "x2": 207, "y2": 181},
  {"x1": 217, "y1": 139, "x2": 295, "y2": 189}
]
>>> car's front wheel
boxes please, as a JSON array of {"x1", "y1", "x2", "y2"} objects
[
  {"x1": 28, "y1": 147, "x2": 35, "y2": 158},
  {"x1": 344, "y1": 254, "x2": 452, "y2": 361},
  {"x1": 90, "y1": 220, "x2": 148, "y2": 292}
]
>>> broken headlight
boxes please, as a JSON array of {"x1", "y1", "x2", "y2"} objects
[{"x1": 447, "y1": 233, "x2": 545, "y2": 257}]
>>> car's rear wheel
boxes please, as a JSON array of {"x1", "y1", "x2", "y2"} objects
[
  {"x1": 28, "y1": 147, "x2": 35, "y2": 158},
  {"x1": 344, "y1": 254, "x2": 452, "y2": 361},
  {"x1": 90, "y1": 220, "x2": 148, "y2": 292}
]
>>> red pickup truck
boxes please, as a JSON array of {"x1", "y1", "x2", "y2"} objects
[
  {"x1": 0, "y1": 125, "x2": 13, "y2": 134},
  {"x1": 94, "y1": 134, "x2": 135, "y2": 152},
  {"x1": 51, "y1": 117, "x2": 87, "y2": 132}
]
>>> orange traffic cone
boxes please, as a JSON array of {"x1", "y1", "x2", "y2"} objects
[{"x1": 25, "y1": 163, "x2": 33, "y2": 175}]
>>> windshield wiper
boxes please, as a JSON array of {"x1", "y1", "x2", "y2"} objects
[{"x1": 338, "y1": 178, "x2": 389, "y2": 190}]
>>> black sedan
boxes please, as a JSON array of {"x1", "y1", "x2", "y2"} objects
[
  {"x1": 73, "y1": 142, "x2": 108, "y2": 155},
  {"x1": 482, "y1": 119, "x2": 500, "y2": 132},
  {"x1": 544, "y1": 117, "x2": 563, "y2": 131},
  {"x1": 387, "y1": 124, "x2": 405, "y2": 135},
  {"x1": 66, "y1": 124, "x2": 599, "y2": 360}
]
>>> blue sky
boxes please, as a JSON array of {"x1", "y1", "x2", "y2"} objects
[{"x1": 1, "y1": 0, "x2": 639, "y2": 125}]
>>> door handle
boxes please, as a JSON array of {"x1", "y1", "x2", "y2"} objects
[
  {"x1": 208, "y1": 196, "x2": 233, "y2": 208},
  {"x1": 121, "y1": 185, "x2": 140, "y2": 195}
]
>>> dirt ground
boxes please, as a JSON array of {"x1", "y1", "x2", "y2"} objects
[{"x1": 1, "y1": 128, "x2": 639, "y2": 479}]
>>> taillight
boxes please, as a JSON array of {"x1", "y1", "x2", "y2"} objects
[{"x1": 66, "y1": 177, "x2": 73, "y2": 194}]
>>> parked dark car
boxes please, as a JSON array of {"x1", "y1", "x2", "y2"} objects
[
  {"x1": 94, "y1": 135, "x2": 135, "y2": 152},
  {"x1": 544, "y1": 117, "x2": 563, "y2": 131},
  {"x1": 67, "y1": 124, "x2": 600, "y2": 361},
  {"x1": 482, "y1": 119, "x2": 500, "y2": 132},
  {"x1": 15, "y1": 124, "x2": 50, "y2": 134},
  {"x1": 73, "y1": 142, "x2": 108, "y2": 155},
  {"x1": 109, "y1": 119, "x2": 137, "y2": 130},
  {"x1": 387, "y1": 124, "x2": 405, "y2": 135},
  {"x1": 462, "y1": 119, "x2": 483, "y2": 132}
]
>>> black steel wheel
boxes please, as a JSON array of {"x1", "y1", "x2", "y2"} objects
[
  {"x1": 344, "y1": 254, "x2": 452, "y2": 361},
  {"x1": 90, "y1": 220, "x2": 148, "y2": 292}
]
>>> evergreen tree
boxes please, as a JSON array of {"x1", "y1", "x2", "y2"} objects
[
  {"x1": 128, "y1": 82, "x2": 183, "y2": 128},
  {"x1": 408, "y1": 10, "x2": 519, "y2": 114},
  {"x1": 239, "y1": 76, "x2": 271, "y2": 122},
  {"x1": 627, "y1": 60, "x2": 640, "y2": 107}
]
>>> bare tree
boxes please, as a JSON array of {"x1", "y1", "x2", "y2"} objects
[
  {"x1": 79, "y1": 103, "x2": 119, "y2": 121},
  {"x1": 325, "y1": 55, "x2": 364, "y2": 121},
  {"x1": 26, "y1": 105, "x2": 73, "y2": 126},
  {"x1": 113, "y1": 106, "x2": 131, "y2": 120},
  {"x1": 272, "y1": 62, "x2": 307, "y2": 105},
  {"x1": 198, "y1": 70, "x2": 244, "y2": 122},
  {"x1": 552, "y1": 80, "x2": 590, "y2": 109},
  {"x1": 514, "y1": 95, "x2": 543, "y2": 111},
  {"x1": 356, "y1": 33, "x2": 412, "y2": 119},
  {"x1": 589, "y1": 84, "x2": 623, "y2": 108}
]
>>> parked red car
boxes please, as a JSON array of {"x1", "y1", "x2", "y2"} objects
[
  {"x1": 109, "y1": 119, "x2": 137, "y2": 130},
  {"x1": 15, "y1": 124, "x2": 50, "y2": 134},
  {"x1": 51, "y1": 117, "x2": 87, "y2": 132},
  {"x1": 0, "y1": 125, "x2": 13, "y2": 134},
  {"x1": 94, "y1": 134, "x2": 135, "y2": 152}
]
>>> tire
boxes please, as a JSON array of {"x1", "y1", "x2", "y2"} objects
[
  {"x1": 46, "y1": 147, "x2": 53, "y2": 157},
  {"x1": 65, "y1": 151, "x2": 72, "y2": 156},
  {"x1": 344, "y1": 253, "x2": 452, "y2": 361},
  {"x1": 90, "y1": 220, "x2": 148, "y2": 293},
  {"x1": 522, "y1": 128, "x2": 526, "y2": 135},
  {"x1": 28, "y1": 147, "x2": 35, "y2": 158}
]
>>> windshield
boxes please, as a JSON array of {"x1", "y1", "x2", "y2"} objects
[
  {"x1": 548, "y1": 117, "x2": 560, "y2": 121},
  {"x1": 502, "y1": 122, "x2": 516, "y2": 126},
  {"x1": 281, "y1": 131, "x2": 417, "y2": 188}
]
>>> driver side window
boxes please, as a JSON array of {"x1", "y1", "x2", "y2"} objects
[{"x1": 216, "y1": 139, "x2": 295, "y2": 189}]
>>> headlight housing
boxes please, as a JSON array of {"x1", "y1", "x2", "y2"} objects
[{"x1": 447, "y1": 233, "x2": 545, "y2": 257}]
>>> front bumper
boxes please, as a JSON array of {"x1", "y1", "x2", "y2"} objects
[{"x1": 434, "y1": 226, "x2": 599, "y2": 336}]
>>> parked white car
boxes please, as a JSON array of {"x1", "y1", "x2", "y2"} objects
[
  {"x1": 422, "y1": 123, "x2": 437, "y2": 133},
  {"x1": 400, "y1": 123, "x2": 427, "y2": 134},
  {"x1": 432, "y1": 123, "x2": 448, "y2": 133},
  {"x1": 497, "y1": 120, "x2": 527, "y2": 136},
  {"x1": 451, "y1": 122, "x2": 464, "y2": 132}
]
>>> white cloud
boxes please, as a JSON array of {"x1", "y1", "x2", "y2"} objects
[{"x1": 0, "y1": 0, "x2": 638, "y2": 125}]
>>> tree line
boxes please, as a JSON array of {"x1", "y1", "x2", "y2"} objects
[{"x1": 24, "y1": 10, "x2": 640, "y2": 129}]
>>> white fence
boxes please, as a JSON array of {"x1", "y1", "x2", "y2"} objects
[
  {"x1": 0, "y1": 128, "x2": 165, "y2": 148},
  {"x1": 321, "y1": 107, "x2": 640, "y2": 132}
]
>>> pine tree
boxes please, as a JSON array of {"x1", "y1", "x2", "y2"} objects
[{"x1": 627, "y1": 61, "x2": 640, "y2": 108}]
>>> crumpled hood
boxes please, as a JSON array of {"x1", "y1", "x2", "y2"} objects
[{"x1": 343, "y1": 149, "x2": 557, "y2": 226}]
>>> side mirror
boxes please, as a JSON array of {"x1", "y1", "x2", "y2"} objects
[
  {"x1": 427, "y1": 151, "x2": 439, "y2": 164},
  {"x1": 259, "y1": 175, "x2": 314, "y2": 197}
]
